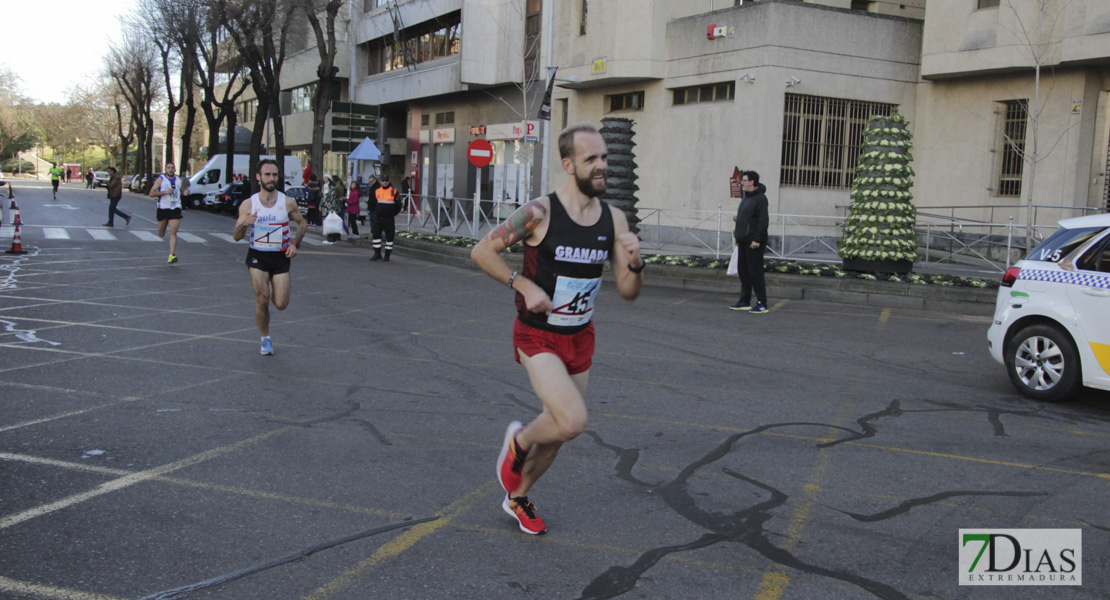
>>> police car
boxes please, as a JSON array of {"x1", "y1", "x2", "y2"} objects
[{"x1": 987, "y1": 213, "x2": 1110, "y2": 402}]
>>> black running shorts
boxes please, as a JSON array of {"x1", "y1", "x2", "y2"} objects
[
  {"x1": 245, "y1": 248, "x2": 291, "y2": 275},
  {"x1": 156, "y1": 208, "x2": 183, "y2": 221}
]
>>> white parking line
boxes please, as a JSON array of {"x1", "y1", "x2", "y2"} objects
[
  {"x1": 87, "y1": 229, "x2": 117, "y2": 241},
  {"x1": 0, "y1": 427, "x2": 291, "y2": 531},
  {"x1": 43, "y1": 228, "x2": 70, "y2": 239}
]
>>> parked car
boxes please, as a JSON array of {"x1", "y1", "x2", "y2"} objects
[
  {"x1": 128, "y1": 174, "x2": 150, "y2": 193},
  {"x1": 93, "y1": 171, "x2": 110, "y2": 188},
  {"x1": 987, "y1": 213, "x2": 1110, "y2": 402},
  {"x1": 208, "y1": 181, "x2": 249, "y2": 213},
  {"x1": 284, "y1": 185, "x2": 308, "y2": 215}
]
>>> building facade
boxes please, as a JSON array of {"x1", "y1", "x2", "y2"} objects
[
  {"x1": 220, "y1": 0, "x2": 1110, "y2": 238},
  {"x1": 915, "y1": 0, "x2": 1110, "y2": 228},
  {"x1": 350, "y1": 0, "x2": 547, "y2": 201}
]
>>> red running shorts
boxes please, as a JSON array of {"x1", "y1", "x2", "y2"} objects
[{"x1": 513, "y1": 319, "x2": 595, "y2": 375}]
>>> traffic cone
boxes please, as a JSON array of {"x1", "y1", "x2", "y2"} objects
[
  {"x1": 10, "y1": 201, "x2": 20, "y2": 226},
  {"x1": 6, "y1": 223, "x2": 27, "y2": 254}
]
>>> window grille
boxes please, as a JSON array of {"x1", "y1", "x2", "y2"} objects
[
  {"x1": 780, "y1": 94, "x2": 894, "y2": 190},
  {"x1": 421, "y1": 114, "x2": 430, "y2": 126},
  {"x1": 998, "y1": 100, "x2": 1028, "y2": 197},
  {"x1": 580, "y1": 0, "x2": 588, "y2": 35},
  {"x1": 435, "y1": 111, "x2": 455, "y2": 125}
]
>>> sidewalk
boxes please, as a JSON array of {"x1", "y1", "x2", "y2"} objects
[{"x1": 314, "y1": 218, "x2": 999, "y2": 317}]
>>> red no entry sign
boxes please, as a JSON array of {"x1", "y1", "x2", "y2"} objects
[{"x1": 467, "y1": 139, "x2": 493, "y2": 168}]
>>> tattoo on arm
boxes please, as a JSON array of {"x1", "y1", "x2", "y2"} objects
[{"x1": 490, "y1": 200, "x2": 546, "y2": 247}]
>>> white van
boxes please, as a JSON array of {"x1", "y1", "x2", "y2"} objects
[{"x1": 186, "y1": 154, "x2": 302, "y2": 209}]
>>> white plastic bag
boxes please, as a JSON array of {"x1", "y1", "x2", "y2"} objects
[
  {"x1": 726, "y1": 247, "x2": 739, "y2": 275},
  {"x1": 322, "y1": 211, "x2": 344, "y2": 235}
]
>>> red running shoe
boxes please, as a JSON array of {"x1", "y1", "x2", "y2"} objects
[
  {"x1": 502, "y1": 494, "x2": 546, "y2": 535},
  {"x1": 497, "y1": 421, "x2": 527, "y2": 494}
]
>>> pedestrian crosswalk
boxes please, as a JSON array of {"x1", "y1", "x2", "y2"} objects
[{"x1": 0, "y1": 226, "x2": 325, "y2": 245}]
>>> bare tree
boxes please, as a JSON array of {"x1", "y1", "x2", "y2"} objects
[
  {"x1": 107, "y1": 24, "x2": 160, "y2": 186},
  {"x1": 147, "y1": 0, "x2": 205, "y2": 170},
  {"x1": 192, "y1": 3, "x2": 251, "y2": 162},
  {"x1": 114, "y1": 97, "x2": 136, "y2": 176},
  {"x1": 211, "y1": 0, "x2": 296, "y2": 192},
  {"x1": 998, "y1": 0, "x2": 1072, "y2": 250},
  {"x1": 298, "y1": 0, "x2": 345, "y2": 180},
  {"x1": 70, "y1": 84, "x2": 120, "y2": 166}
]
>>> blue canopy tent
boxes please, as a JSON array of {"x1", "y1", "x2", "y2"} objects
[{"x1": 347, "y1": 137, "x2": 381, "y2": 162}]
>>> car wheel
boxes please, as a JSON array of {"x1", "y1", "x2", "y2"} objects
[
  {"x1": 1003, "y1": 323, "x2": 1082, "y2": 402},
  {"x1": 186, "y1": 195, "x2": 204, "y2": 210}
]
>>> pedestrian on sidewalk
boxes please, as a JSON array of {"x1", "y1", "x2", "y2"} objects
[
  {"x1": 345, "y1": 181, "x2": 361, "y2": 238},
  {"x1": 471, "y1": 123, "x2": 645, "y2": 535},
  {"x1": 306, "y1": 174, "x2": 322, "y2": 227},
  {"x1": 103, "y1": 167, "x2": 130, "y2": 227},
  {"x1": 85, "y1": 168, "x2": 95, "y2": 189},
  {"x1": 729, "y1": 170, "x2": 770, "y2": 314}
]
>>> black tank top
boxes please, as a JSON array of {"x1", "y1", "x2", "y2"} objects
[{"x1": 517, "y1": 193, "x2": 615, "y2": 334}]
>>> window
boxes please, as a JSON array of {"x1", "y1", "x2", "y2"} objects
[
  {"x1": 580, "y1": 0, "x2": 588, "y2": 36},
  {"x1": 998, "y1": 100, "x2": 1028, "y2": 197},
  {"x1": 672, "y1": 82, "x2": 734, "y2": 106},
  {"x1": 850, "y1": 0, "x2": 873, "y2": 10},
  {"x1": 1076, "y1": 235, "x2": 1110, "y2": 273},
  {"x1": 366, "y1": 11, "x2": 462, "y2": 76},
  {"x1": 524, "y1": 0, "x2": 542, "y2": 81},
  {"x1": 237, "y1": 100, "x2": 256, "y2": 124},
  {"x1": 608, "y1": 92, "x2": 644, "y2": 112},
  {"x1": 289, "y1": 84, "x2": 316, "y2": 114},
  {"x1": 421, "y1": 114, "x2": 430, "y2": 126},
  {"x1": 435, "y1": 111, "x2": 455, "y2": 125},
  {"x1": 977, "y1": 0, "x2": 1001, "y2": 8},
  {"x1": 780, "y1": 94, "x2": 895, "y2": 189}
]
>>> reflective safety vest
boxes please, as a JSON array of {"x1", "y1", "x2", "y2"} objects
[{"x1": 375, "y1": 186, "x2": 397, "y2": 204}]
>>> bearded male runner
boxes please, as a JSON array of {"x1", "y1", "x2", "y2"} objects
[
  {"x1": 471, "y1": 123, "x2": 645, "y2": 535},
  {"x1": 232, "y1": 159, "x2": 307, "y2": 355}
]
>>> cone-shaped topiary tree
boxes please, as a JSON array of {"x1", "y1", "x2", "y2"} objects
[
  {"x1": 599, "y1": 117, "x2": 640, "y2": 233},
  {"x1": 839, "y1": 112, "x2": 918, "y2": 273}
]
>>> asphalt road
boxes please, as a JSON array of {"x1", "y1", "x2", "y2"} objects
[{"x1": 1, "y1": 179, "x2": 1109, "y2": 600}]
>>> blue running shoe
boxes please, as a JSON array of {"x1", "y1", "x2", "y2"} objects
[
  {"x1": 260, "y1": 336, "x2": 274, "y2": 355},
  {"x1": 750, "y1": 303, "x2": 769, "y2": 314}
]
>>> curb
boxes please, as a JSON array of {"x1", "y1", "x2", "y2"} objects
[{"x1": 378, "y1": 235, "x2": 997, "y2": 316}]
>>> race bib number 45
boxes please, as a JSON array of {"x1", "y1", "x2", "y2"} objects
[{"x1": 548, "y1": 276, "x2": 600, "y2": 327}]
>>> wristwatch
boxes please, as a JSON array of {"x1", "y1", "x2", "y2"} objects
[{"x1": 628, "y1": 261, "x2": 645, "y2": 274}]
